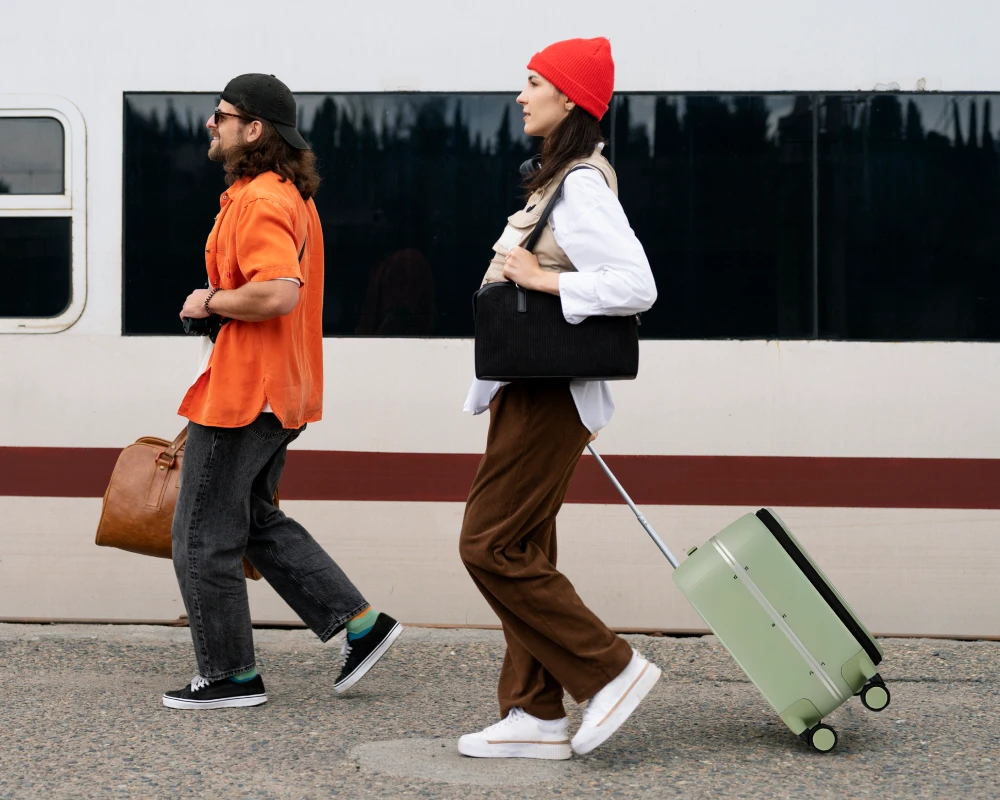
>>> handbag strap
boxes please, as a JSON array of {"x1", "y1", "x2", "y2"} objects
[
  {"x1": 517, "y1": 164, "x2": 606, "y2": 312},
  {"x1": 522, "y1": 164, "x2": 605, "y2": 253}
]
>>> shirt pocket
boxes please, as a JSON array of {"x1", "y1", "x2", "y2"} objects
[
  {"x1": 491, "y1": 208, "x2": 540, "y2": 256},
  {"x1": 214, "y1": 250, "x2": 236, "y2": 289}
]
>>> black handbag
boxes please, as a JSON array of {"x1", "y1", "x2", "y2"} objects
[{"x1": 473, "y1": 167, "x2": 640, "y2": 381}]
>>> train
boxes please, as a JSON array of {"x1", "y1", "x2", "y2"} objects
[{"x1": 2, "y1": 0, "x2": 998, "y2": 638}]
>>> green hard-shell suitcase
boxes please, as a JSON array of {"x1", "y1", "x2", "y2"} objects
[{"x1": 588, "y1": 445, "x2": 890, "y2": 752}]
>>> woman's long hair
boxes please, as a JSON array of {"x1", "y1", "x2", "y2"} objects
[
  {"x1": 223, "y1": 116, "x2": 321, "y2": 201},
  {"x1": 523, "y1": 106, "x2": 605, "y2": 197}
]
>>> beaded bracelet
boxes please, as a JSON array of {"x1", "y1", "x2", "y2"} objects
[{"x1": 204, "y1": 287, "x2": 221, "y2": 313}]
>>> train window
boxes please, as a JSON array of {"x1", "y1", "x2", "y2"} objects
[
  {"x1": 612, "y1": 94, "x2": 815, "y2": 338},
  {"x1": 0, "y1": 99, "x2": 86, "y2": 332},
  {"x1": 123, "y1": 93, "x2": 536, "y2": 336},
  {"x1": 0, "y1": 217, "x2": 72, "y2": 316},
  {"x1": 818, "y1": 94, "x2": 1000, "y2": 340},
  {"x1": 0, "y1": 117, "x2": 65, "y2": 194},
  {"x1": 123, "y1": 91, "x2": 1000, "y2": 342}
]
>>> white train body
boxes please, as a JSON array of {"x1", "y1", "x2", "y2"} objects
[{"x1": 2, "y1": 0, "x2": 998, "y2": 637}]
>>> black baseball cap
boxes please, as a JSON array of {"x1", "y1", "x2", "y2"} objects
[{"x1": 220, "y1": 73, "x2": 310, "y2": 150}]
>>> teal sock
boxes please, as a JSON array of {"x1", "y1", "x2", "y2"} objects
[
  {"x1": 346, "y1": 607, "x2": 378, "y2": 640},
  {"x1": 229, "y1": 668, "x2": 258, "y2": 683}
]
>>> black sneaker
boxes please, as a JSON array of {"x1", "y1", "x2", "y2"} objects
[
  {"x1": 334, "y1": 613, "x2": 403, "y2": 693},
  {"x1": 162, "y1": 674, "x2": 268, "y2": 710}
]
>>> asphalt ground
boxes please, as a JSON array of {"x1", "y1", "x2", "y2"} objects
[{"x1": 1, "y1": 624, "x2": 998, "y2": 799}]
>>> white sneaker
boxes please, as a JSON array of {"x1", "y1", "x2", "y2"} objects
[
  {"x1": 458, "y1": 707, "x2": 572, "y2": 760},
  {"x1": 571, "y1": 649, "x2": 661, "y2": 755}
]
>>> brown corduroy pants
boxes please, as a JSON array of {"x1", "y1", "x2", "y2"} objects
[{"x1": 459, "y1": 381, "x2": 634, "y2": 721}]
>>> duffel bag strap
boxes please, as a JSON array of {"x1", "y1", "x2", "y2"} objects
[
  {"x1": 155, "y1": 426, "x2": 188, "y2": 470},
  {"x1": 146, "y1": 426, "x2": 187, "y2": 510}
]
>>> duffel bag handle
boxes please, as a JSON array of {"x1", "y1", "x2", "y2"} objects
[{"x1": 155, "y1": 426, "x2": 188, "y2": 470}]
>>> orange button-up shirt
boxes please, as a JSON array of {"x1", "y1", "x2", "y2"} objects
[{"x1": 178, "y1": 172, "x2": 324, "y2": 429}]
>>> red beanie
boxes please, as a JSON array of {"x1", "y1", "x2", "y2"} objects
[{"x1": 527, "y1": 37, "x2": 615, "y2": 120}]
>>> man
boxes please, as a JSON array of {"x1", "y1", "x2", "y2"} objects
[{"x1": 163, "y1": 74, "x2": 401, "y2": 710}]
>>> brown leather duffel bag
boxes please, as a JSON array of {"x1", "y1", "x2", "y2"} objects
[{"x1": 95, "y1": 427, "x2": 263, "y2": 581}]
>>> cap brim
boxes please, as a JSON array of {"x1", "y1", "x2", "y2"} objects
[{"x1": 274, "y1": 122, "x2": 310, "y2": 150}]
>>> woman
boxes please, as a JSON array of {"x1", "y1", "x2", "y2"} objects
[{"x1": 458, "y1": 37, "x2": 660, "y2": 760}]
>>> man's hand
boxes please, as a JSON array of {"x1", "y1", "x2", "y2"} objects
[
  {"x1": 180, "y1": 288, "x2": 213, "y2": 320},
  {"x1": 503, "y1": 247, "x2": 560, "y2": 295}
]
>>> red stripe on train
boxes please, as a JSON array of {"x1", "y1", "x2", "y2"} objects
[{"x1": 2, "y1": 447, "x2": 999, "y2": 508}]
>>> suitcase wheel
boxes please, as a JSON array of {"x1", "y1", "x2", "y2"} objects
[
  {"x1": 860, "y1": 675, "x2": 891, "y2": 712},
  {"x1": 802, "y1": 723, "x2": 838, "y2": 753}
]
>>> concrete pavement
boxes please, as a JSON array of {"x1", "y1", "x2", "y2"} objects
[{"x1": 1, "y1": 624, "x2": 998, "y2": 799}]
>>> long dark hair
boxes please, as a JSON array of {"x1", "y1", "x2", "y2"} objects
[
  {"x1": 523, "y1": 106, "x2": 605, "y2": 197},
  {"x1": 223, "y1": 116, "x2": 321, "y2": 201}
]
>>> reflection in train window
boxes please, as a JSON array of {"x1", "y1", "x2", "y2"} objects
[
  {"x1": 613, "y1": 94, "x2": 814, "y2": 338},
  {"x1": 0, "y1": 217, "x2": 72, "y2": 316},
  {"x1": 0, "y1": 117, "x2": 65, "y2": 194},
  {"x1": 122, "y1": 92, "x2": 1000, "y2": 341},
  {"x1": 818, "y1": 95, "x2": 1000, "y2": 340},
  {"x1": 123, "y1": 93, "x2": 535, "y2": 337}
]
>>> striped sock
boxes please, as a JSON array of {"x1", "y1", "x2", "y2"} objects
[
  {"x1": 229, "y1": 668, "x2": 258, "y2": 683},
  {"x1": 345, "y1": 607, "x2": 378, "y2": 641}
]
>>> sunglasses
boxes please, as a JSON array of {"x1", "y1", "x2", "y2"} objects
[{"x1": 213, "y1": 107, "x2": 245, "y2": 125}]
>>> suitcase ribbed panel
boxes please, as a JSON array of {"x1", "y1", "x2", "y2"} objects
[
  {"x1": 473, "y1": 282, "x2": 639, "y2": 380},
  {"x1": 756, "y1": 509, "x2": 882, "y2": 666}
]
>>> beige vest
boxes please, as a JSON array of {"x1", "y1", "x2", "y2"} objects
[{"x1": 481, "y1": 147, "x2": 618, "y2": 286}]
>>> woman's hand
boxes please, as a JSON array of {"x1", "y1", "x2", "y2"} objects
[{"x1": 503, "y1": 247, "x2": 560, "y2": 295}]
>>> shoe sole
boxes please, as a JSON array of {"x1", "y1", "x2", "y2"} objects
[
  {"x1": 162, "y1": 693, "x2": 268, "y2": 710},
  {"x1": 334, "y1": 622, "x2": 403, "y2": 693},
  {"x1": 571, "y1": 662, "x2": 662, "y2": 755},
  {"x1": 458, "y1": 738, "x2": 572, "y2": 760}
]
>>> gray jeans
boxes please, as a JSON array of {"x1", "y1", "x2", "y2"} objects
[{"x1": 171, "y1": 413, "x2": 368, "y2": 680}]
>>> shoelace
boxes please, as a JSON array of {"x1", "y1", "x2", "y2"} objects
[
  {"x1": 189, "y1": 675, "x2": 210, "y2": 692},
  {"x1": 484, "y1": 707, "x2": 526, "y2": 734},
  {"x1": 340, "y1": 639, "x2": 352, "y2": 661}
]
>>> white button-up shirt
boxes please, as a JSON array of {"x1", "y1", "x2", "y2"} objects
[{"x1": 463, "y1": 167, "x2": 657, "y2": 433}]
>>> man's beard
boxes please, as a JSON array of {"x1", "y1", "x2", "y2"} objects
[
  {"x1": 209, "y1": 135, "x2": 252, "y2": 171},
  {"x1": 208, "y1": 137, "x2": 226, "y2": 163}
]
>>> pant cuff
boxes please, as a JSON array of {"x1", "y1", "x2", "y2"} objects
[
  {"x1": 200, "y1": 662, "x2": 257, "y2": 682},
  {"x1": 317, "y1": 601, "x2": 371, "y2": 643},
  {"x1": 511, "y1": 701, "x2": 567, "y2": 721},
  {"x1": 568, "y1": 641, "x2": 634, "y2": 704}
]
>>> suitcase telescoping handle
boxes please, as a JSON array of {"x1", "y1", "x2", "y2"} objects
[{"x1": 587, "y1": 444, "x2": 680, "y2": 569}]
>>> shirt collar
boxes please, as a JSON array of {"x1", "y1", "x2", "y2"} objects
[{"x1": 220, "y1": 177, "x2": 251, "y2": 206}]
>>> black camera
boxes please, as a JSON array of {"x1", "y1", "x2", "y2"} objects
[
  {"x1": 181, "y1": 282, "x2": 228, "y2": 342},
  {"x1": 181, "y1": 313, "x2": 227, "y2": 342}
]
